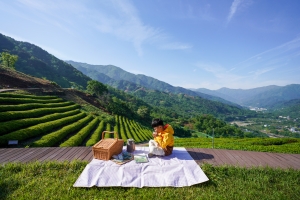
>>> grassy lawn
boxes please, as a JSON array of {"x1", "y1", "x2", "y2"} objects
[{"x1": 1, "y1": 161, "x2": 299, "y2": 200}]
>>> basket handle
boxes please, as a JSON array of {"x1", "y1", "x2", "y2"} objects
[{"x1": 101, "y1": 131, "x2": 120, "y2": 140}]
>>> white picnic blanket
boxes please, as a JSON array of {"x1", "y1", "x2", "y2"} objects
[{"x1": 73, "y1": 147, "x2": 209, "y2": 188}]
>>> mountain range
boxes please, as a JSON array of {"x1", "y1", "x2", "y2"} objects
[
  {"x1": 192, "y1": 84, "x2": 300, "y2": 109},
  {"x1": 65, "y1": 60, "x2": 239, "y2": 107},
  {"x1": 1, "y1": 32, "x2": 300, "y2": 112},
  {"x1": 66, "y1": 60, "x2": 300, "y2": 109}
]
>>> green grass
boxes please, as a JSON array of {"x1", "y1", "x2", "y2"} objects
[
  {"x1": 0, "y1": 161, "x2": 299, "y2": 200},
  {"x1": 175, "y1": 138, "x2": 300, "y2": 154}
]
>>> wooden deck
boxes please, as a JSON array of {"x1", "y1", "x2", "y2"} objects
[
  {"x1": 186, "y1": 148, "x2": 300, "y2": 169},
  {"x1": 0, "y1": 147, "x2": 299, "y2": 169}
]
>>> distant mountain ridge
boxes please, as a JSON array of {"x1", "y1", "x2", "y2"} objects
[
  {"x1": 192, "y1": 84, "x2": 300, "y2": 108},
  {"x1": 65, "y1": 60, "x2": 240, "y2": 107}
]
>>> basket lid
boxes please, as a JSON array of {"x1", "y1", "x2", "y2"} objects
[{"x1": 93, "y1": 138, "x2": 117, "y2": 149}]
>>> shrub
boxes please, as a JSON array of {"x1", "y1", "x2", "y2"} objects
[
  {"x1": 0, "y1": 109, "x2": 80, "y2": 136},
  {"x1": 59, "y1": 117, "x2": 98, "y2": 147},
  {"x1": 0, "y1": 104, "x2": 80, "y2": 122},
  {"x1": 85, "y1": 120, "x2": 106, "y2": 146},
  {"x1": 0, "y1": 101, "x2": 74, "y2": 112},
  {"x1": 0, "y1": 97, "x2": 63, "y2": 104},
  {"x1": 0, "y1": 112, "x2": 86, "y2": 146},
  {"x1": 30, "y1": 114, "x2": 92, "y2": 147},
  {"x1": 0, "y1": 93, "x2": 57, "y2": 99}
]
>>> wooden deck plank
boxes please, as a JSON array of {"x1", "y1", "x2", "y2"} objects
[
  {"x1": 73, "y1": 147, "x2": 92, "y2": 161},
  {"x1": 223, "y1": 150, "x2": 241, "y2": 166},
  {"x1": 191, "y1": 148, "x2": 206, "y2": 161},
  {"x1": 0, "y1": 148, "x2": 8, "y2": 154},
  {"x1": 76, "y1": 147, "x2": 93, "y2": 161},
  {"x1": 198, "y1": 148, "x2": 217, "y2": 165},
  {"x1": 52, "y1": 147, "x2": 73, "y2": 161},
  {"x1": 39, "y1": 147, "x2": 67, "y2": 161},
  {"x1": 22, "y1": 148, "x2": 52, "y2": 163},
  {"x1": 0, "y1": 148, "x2": 18, "y2": 160},
  {"x1": 244, "y1": 151, "x2": 272, "y2": 167},
  {"x1": 37, "y1": 147, "x2": 64, "y2": 162},
  {"x1": 13, "y1": 148, "x2": 49, "y2": 163},
  {"x1": 1, "y1": 148, "x2": 33, "y2": 162},
  {"x1": 214, "y1": 149, "x2": 240, "y2": 166},
  {"x1": 83, "y1": 151, "x2": 94, "y2": 162},
  {"x1": 68, "y1": 147, "x2": 90, "y2": 161},
  {"x1": 238, "y1": 151, "x2": 268, "y2": 167},
  {"x1": 272, "y1": 153, "x2": 300, "y2": 168},
  {"x1": 226, "y1": 150, "x2": 245, "y2": 167},
  {"x1": 47, "y1": 147, "x2": 69, "y2": 160},
  {"x1": 190, "y1": 148, "x2": 208, "y2": 163},
  {"x1": 208, "y1": 149, "x2": 228, "y2": 165},
  {"x1": 64, "y1": 147, "x2": 86, "y2": 161},
  {"x1": 234, "y1": 151, "x2": 253, "y2": 168},
  {"x1": 264, "y1": 153, "x2": 293, "y2": 169},
  {"x1": 186, "y1": 148, "x2": 203, "y2": 163},
  {"x1": 255, "y1": 152, "x2": 286, "y2": 168},
  {"x1": 0, "y1": 147, "x2": 299, "y2": 169},
  {"x1": 60, "y1": 147, "x2": 85, "y2": 161},
  {"x1": 239, "y1": 151, "x2": 277, "y2": 168}
]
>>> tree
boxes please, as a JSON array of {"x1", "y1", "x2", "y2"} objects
[
  {"x1": 137, "y1": 106, "x2": 149, "y2": 118},
  {"x1": 86, "y1": 80, "x2": 108, "y2": 97},
  {"x1": 0, "y1": 52, "x2": 18, "y2": 69}
]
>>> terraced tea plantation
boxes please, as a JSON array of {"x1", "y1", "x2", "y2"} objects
[{"x1": 0, "y1": 93, "x2": 152, "y2": 147}]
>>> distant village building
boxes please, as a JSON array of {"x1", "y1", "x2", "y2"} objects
[{"x1": 290, "y1": 127, "x2": 296, "y2": 132}]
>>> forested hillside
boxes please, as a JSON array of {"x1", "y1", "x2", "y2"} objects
[
  {"x1": 66, "y1": 60, "x2": 239, "y2": 106},
  {"x1": 243, "y1": 84, "x2": 300, "y2": 108},
  {"x1": 130, "y1": 88, "x2": 253, "y2": 121},
  {"x1": 268, "y1": 99, "x2": 300, "y2": 118},
  {"x1": 0, "y1": 33, "x2": 91, "y2": 89}
]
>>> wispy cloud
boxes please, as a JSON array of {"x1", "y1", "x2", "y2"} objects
[
  {"x1": 195, "y1": 37, "x2": 300, "y2": 89},
  {"x1": 233, "y1": 37, "x2": 300, "y2": 71},
  {"x1": 195, "y1": 62, "x2": 244, "y2": 82},
  {"x1": 93, "y1": 0, "x2": 161, "y2": 56},
  {"x1": 248, "y1": 67, "x2": 276, "y2": 79},
  {"x1": 14, "y1": 0, "x2": 190, "y2": 56},
  {"x1": 227, "y1": 0, "x2": 252, "y2": 23},
  {"x1": 93, "y1": 0, "x2": 192, "y2": 55},
  {"x1": 160, "y1": 42, "x2": 192, "y2": 50},
  {"x1": 16, "y1": 0, "x2": 78, "y2": 34}
]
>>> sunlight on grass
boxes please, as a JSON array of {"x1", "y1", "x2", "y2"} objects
[{"x1": 1, "y1": 161, "x2": 299, "y2": 200}]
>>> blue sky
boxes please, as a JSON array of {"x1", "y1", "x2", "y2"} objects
[{"x1": 1, "y1": 0, "x2": 300, "y2": 90}]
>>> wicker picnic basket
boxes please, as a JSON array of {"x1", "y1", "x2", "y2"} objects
[{"x1": 92, "y1": 131, "x2": 124, "y2": 161}]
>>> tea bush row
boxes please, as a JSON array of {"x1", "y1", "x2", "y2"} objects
[
  {"x1": 0, "y1": 93, "x2": 57, "y2": 99},
  {"x1": 0, "y1": 109, "x2": 80, "y2": 136},
  {"x1": 0, "y1": 112, "x2": 86, "y2": 146},
  {"x1": 0, "y1": 101, "x2": 74, "y2": 112},
  {"x1": 0, "y1": 97, "x2": 63, "y2": 104},
  {"x1": 30, "y1": 113, "x2": 91, "y2": 147},
  {"x1": 85, "y1": 120, "x2": 106, "y2": 146},
  {"x1": 0, "y1": 104, "x2": 80, "y2": 122},
  {"x1": 59, "y1": 116, "x2": 98, "y2": 147}
]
